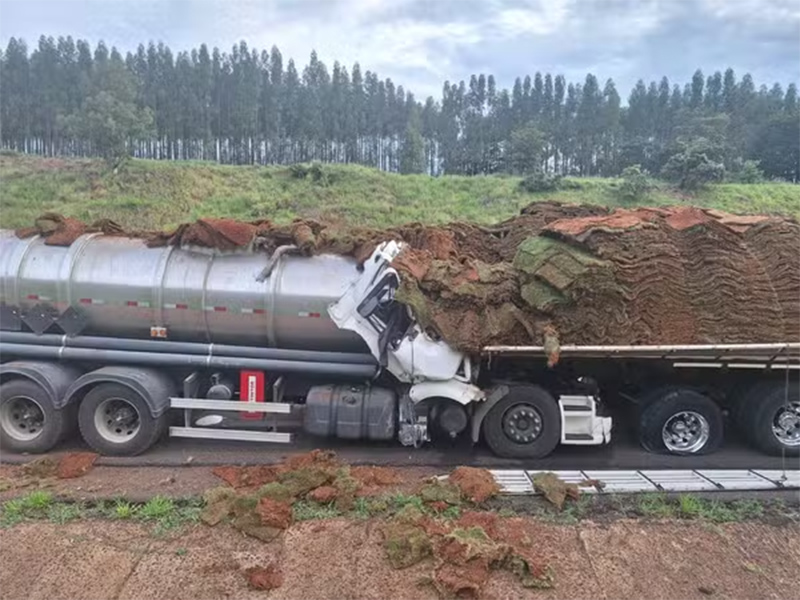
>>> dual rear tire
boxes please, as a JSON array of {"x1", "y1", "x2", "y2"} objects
[
  {"x1": 637, "y1": 382, "x2": 800, "y2": 457},
  {"x1": 0, "y1": 379, "x2": 167, "y2": 456},
  {"x1": 734, "y1": 381, "x2": 799, "y2": 456}
]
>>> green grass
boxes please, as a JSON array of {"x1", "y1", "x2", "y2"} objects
[
  {"x1": 635, "y1": 493, "x2": 769, "y2": 522},
  {"x1": 1, "y1": 490, "x2": 56, "y2": 527},
  {"x1": 112, "y1": 500, "x2": 137, "y2": 519},
  {"x1": 636, "y1": 493, "x2": 677, "y2": 518},
  {"x1": 137, "y1": 496, "x2": 176, "y2": 520},
  {"x1": 292, "y1": 500, "x2": 341, "y2": 521},
  {"x1": 46, "y1": 502, "x2": 86, "y2": 524},
  {"x1": 388, "y1": 493, "x2": 429, "y2": 513},
  {"x1": 0, "y1": 492, "x2": 201, "y2": 535},
  {"x1": 1, "y1": 153, "x2": 797, "y2": 230}
]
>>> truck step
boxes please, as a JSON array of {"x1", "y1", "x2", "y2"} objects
[
  {"x1": 170, "y1": 397, "x2": 292, "y2": 414},
  {"x1": 564, "y1": 433, "x2": 595, "y2": 441},
  {"x1": 169, "y1": 426, "x2": 292, "y2": 443},
  {"x1": 562, "y1": 405, "x2": 592, "y2": 412}
]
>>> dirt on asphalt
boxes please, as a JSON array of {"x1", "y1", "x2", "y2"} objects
[
  {"x1": 16, "y1": 201, "x2": 800, "y2": 354},
  {"x1": 0, "y1": 462, "x2": 438, "y2": 502}
]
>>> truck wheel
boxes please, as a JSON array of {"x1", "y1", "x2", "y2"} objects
[
  {"x1": 78, "y1": 383, "x2": 167, "y2": 456},
  {"x1": 639, "y1": 388, "x2": 723, "y2": 455},
  {"x1": 482, "y1": 386, "x2": 560, "y2": 459},
  {"x1": 741, "y1": 382, "x2": 800, "y2": 456},
  {"x1": 0, "y1": 379, "x2": 69, "y2": 454}
]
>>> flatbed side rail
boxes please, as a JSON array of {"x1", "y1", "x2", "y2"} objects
[{"x1": 481, "y1": 343, "x2": 800, "y2": 367}]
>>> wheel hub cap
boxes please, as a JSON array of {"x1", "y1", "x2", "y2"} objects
[
  {"x1": 661, "y1": 411, "x2": 710, "y2": 453},
  {"x1": 502, "y1": 405, "x2": 543, "y2": 444},
  {"x1": 772, "y1": 402, "x2": 800, "y2": 446},
  {"x1": 95, "y1": 398, "x2": 141, "y2": 443},
  {"x1": 0, "y1": 397, "x2": 45, "y2": 442}
]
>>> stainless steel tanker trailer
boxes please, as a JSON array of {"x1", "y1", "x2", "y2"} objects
[{"x1": 0, "y1": 230, "x2": 798, "y2": 458}]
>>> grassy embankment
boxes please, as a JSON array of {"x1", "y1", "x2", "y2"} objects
[{"x1": 1, "y1": 152, "x2": 798, "y2": 230}]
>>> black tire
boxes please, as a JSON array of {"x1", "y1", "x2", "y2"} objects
[
  {"x1": 483, "y1": 385, "x2": 561, "y2": 459},
  {"x1": 78, "y1": 383, "x2": 167, "y2": 456},
  {"x1": 742, "y1": 382, "x2": 800, "y2": 457},
  {"x1": 0, "y1": 379, "x2": 69, "y2": 454},
  {"x1": 634, "y1": 385, "x2": 687, "y2": 444},
  {"x1": 636, "y1": 385, "x2": 684, "y2": 409},
  {"x1": 730, "y1": 381, "x2": 762, "y2": 435},
  {"x1": 639, "y1": 388, "x2": 723, "y2": 455}
]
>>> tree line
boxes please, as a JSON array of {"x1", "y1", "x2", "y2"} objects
[{"x1": 1, "y1": 35, "x2": 798, "y2": 182}]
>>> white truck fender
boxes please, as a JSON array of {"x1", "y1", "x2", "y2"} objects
[{"x1": 409, "y1": 379, "x2": 485, "y2": 406}]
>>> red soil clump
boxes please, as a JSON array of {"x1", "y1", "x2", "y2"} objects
[
  {"x1": 245, "y1": 565, "x2": 284, "y2": 590},
  {"x1": 56, "y1": 452, "x2": 99, "y2": 479},
  {"x1": 16, "y1": 202, "x2": 798, "y2": 352}
]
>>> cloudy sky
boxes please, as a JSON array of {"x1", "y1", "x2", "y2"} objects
[{"x1": 1, "y1": 0, "x2": 798, "y2": 100}]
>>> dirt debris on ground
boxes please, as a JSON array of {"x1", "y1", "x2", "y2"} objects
[
  {"x1": 16, "y1": 201, "x2": 799, "y2": 353},
  {"x1": 0, "y1": 463, "x2": 221, "y2": 502},
  {"x1": 56, "y1": 452, "x2": 99, "y2": 479},
  {"x1": 532, "y1": 472, "x2": 582, "y2": 510},
  {"x1": 2, "y1": 457, "x2": 800, "y2": 599},
  {"x1": 380, "y1": 505, "x2": 554, "y2": 597},
  {"x1": 449, "y1": 466, "x2": 501, "y2": 504},
  {"x1": 2, "y1": 517, "x2": 797, "y2": 600},
  {"x1": 0, "y1": 453, "x2": 101, "y2": 492},
  {"x1": 204, "y1": 451, "x2": 417, "y2": 547},
  {"x1": 245, "y1": 564, "x2": 284, "y2": 591},
  {"x1": 201, "y1": 452, "x2": 526, "y2": 597}
]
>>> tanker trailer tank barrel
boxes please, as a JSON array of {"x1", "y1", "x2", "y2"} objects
[
  {"x1": 0, "y1": 343, "x2": 379, "y2": 378},
  {"x1": 1, "y1": 332, "x2": 377, "y2": 365}
]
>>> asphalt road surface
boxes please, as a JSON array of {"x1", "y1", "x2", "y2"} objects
[{"x1": 2, "y1": 427, "x2": 797, "y2": 470}]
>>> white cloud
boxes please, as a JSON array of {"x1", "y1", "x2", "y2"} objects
[
  {"x1": 492, "y1": 0, "x2": 569, "y2": 37},
  {"x1": 702, "y1": 0, "x2": 800, "y2": 22},
  {"x1": 0, "y1": 0, "x2": 796, "y2": 101}
]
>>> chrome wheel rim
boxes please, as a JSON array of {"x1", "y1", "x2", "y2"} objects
[
  {"x1": 662, "y1": 411, "x2": 710, "y2": 453},
  {"x1": 0, "y1": 396, "x2": 45, "y2": 441},
  {"x1": 94, "y1": 397, "x2": 140, "y2": 443},
  {"x1": 772, "y1": 402, "x2": 800, "y2": 447},
  {"x1": 502, "y1": 404, "x2": 543, "y2": 444}
]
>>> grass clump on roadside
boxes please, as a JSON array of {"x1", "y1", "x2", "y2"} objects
[
  {"x1": 112, "y1": 500, "x2": 137, "y2": 519},
  {"x1": 623, "y1": 493, "x2": 773, "y2": 522},
  {"x1": 487, "y1": 491, "x2": 793, "y2": 524},
  {"x1": 0, "y1": 492, "x2": 202, "y2": 534},
  {"x1": 46, "y1": 502, "x2": 85, "y2": 524},
  {"x1": 676, "y1": 495, "x2": 765, "y2": 522},
  {"x1": 134, "y1": 495, "x2": 202, "y2": 535},
  {"x1": 637, "y1": 493, "x2": 677, "y2": 518},
  {"x1": 633, "y1": 493, "x2": 768, "y2": 523},
  {"x1": 1, "y1": 490, "x2": 60, "y2": 527},
  {"x1": 292, "y1": 500, "x2": 341, "y2": 521}
]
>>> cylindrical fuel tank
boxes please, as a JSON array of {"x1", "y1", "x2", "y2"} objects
[{"x1": 0, "y1": 230, "x2": 367, "y2": 351}]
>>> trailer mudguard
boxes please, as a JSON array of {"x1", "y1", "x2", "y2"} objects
[
  {"x1": 0, "y1": 361, "x2": 82, "y2": 409},
  {"x1": 63, "y1": 366, "x2": 176, "y2": 418}
]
